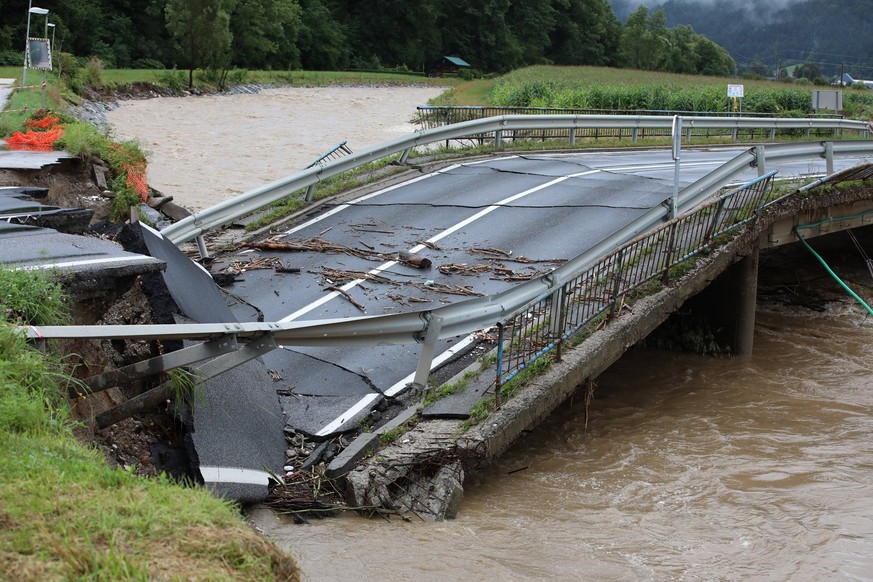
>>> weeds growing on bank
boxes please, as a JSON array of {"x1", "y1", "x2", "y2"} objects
[{"x1": 0, "y1": 268, "x2": 299, "y2": 580}]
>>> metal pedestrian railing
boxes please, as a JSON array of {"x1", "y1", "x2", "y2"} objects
[
  {"x1": 495, "y1": 171, "x2": 778, "y2": 393},
  {"x1": 417, "y1": 106, "x2": 847, "y2": 144}
]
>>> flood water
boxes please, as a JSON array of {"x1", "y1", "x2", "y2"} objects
[
  {"x1": 249, "y1": 302, "x2": 873, "y2": 580},
  {"x1": 107, "y1": 90, "x2": 873, "y2": 580}
]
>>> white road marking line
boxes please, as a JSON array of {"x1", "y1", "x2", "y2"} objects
[
  {"x1": 199, "y1": 466, "x2": 271, "y2": 486},
  {"x1": 314, "y1": 332, "x2": 480, "y2": 436},
  {"x1": 281, "y1": 170, "x2": 596, "y2": 323},
  {"x1": 16, "y1": 255, "x2": 156, "y2": 270},
  {"x1": 315, "y1": 392, "x2": 382, "y2": 437}
]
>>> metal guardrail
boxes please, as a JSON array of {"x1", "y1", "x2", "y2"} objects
[
  {"x1": 160, "y1": 114, "x2": 873, "y2": 255},
  {"x1": 23, "y1": 139, "x2": 873, "y2": 400}
]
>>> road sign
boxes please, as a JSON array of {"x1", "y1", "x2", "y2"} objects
[
  {"x1": 727, "y1": 84, "x2": 744, "y2": 98},
  {"x1": 26, "y1": 38, "x2": 52, "y2": 71}
]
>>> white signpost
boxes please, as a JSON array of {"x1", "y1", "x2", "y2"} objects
[{"x1": 727, "y1": 84, "x2": 744, "y2": 113}]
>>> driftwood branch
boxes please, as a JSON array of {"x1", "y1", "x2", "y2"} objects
[{"x1": 325, "y1": 285, "x2": 366, "y2": 312}]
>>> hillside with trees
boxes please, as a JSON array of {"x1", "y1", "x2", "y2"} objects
[
  {"x1": 0, "y1": 0, "x2": 733, "y2": 81},
  {"x1": 611, "y1": 0, "x2": 873, "y2": 80}
]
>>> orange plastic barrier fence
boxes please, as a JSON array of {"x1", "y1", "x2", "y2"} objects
[
  {"x1": 5, "y1": 126, "x2": 64, "y2": 150},
  {"x1": 122, "y1": 163, "x2": 150, "y2": 202}
]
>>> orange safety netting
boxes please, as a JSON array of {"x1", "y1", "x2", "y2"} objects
[
  {"x1": 5, "y1": 126, "x2": 64, "y2": 151},
  {"x1": 122, "y1": 163, "x2": 150, "y2": 202},
  {"x1": 25, "y1": 115, "x2": 60, "y2": 129},
  {"x1": 6, "y1": 112, "x2": 63, "y2": 151}
]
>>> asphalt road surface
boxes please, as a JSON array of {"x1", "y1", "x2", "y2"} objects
[{"x1": 215, "y1": 146, "x2": 856, "y2": 438}]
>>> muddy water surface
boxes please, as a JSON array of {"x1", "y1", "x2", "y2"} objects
[
  {"x1": 249, "y1": 302, "x2": 873, "y2": 580},
  {"x1": 105, "y1": 86, "x2": 445, "y2": 210},
  {"x1": 107, "y1": 91, "x2": 873, "y2": 580}
]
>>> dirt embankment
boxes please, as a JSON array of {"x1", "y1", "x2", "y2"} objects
[{"x1": 2, "y1": 158, "x2": 184, "y2": 477}]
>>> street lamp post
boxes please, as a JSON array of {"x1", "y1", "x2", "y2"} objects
[
  {"x1": 47, "y1": 22, "x2": 55, "y2": 70},
  {"x1": 22, "y1": 4, "x2": 49, "y2": 89},
  {"x1": 41, "y1": 18, "x2": 52, "y2": 106}
]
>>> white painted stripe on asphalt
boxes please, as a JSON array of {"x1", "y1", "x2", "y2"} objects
[
  {"x1": 199, "y1": 465, "x2": 271, "y2": 486},
  {"x1": 313, "y1": 332, "x2": 480, "y2": 436},
  {"x1": 281, "y1": 170, "x2": 596, "y2": 323},
  {"x1": 383, "y1": 332, "x2": 479, "y2": 397},
  {"x1": 280, "y1": 164, "x2": 463, "y2": 237},
  {"x1": 17, "y1": 255, "x2": 156, "y2": 270},
  {"x1": 315, "y1": 392, "x2": 382, "y2": 437}
]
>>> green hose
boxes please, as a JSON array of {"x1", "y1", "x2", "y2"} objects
[{"x1": 793, "y1": 211, "x2": 873, "y2": 316}]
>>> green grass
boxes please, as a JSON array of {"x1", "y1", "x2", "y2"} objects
[
  {"x1": 438, "y1": 65, "x2": 873, "y2": 119},
  {"x1": 0, "y1": 268, "x2": 300, "y2": 580}
]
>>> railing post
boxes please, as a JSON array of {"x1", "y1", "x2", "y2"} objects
[
  {"x1": 824, "y1": 141, "x2": 835, "y2": 175},
  {"x1": 548, "y1": 286, "x2": 565, "y2": 362},
  {"x1": 412, "y1": 315, "x2": 443, "y2": 391},
  {"x1": 609, "y1": 249, "x2": 625, "y2": 319},
  {"x1": 196, "y1": 234, "x2": 209, "y2": 259},
  {"x1": 755, "y1": 145, "x2": 767, "y2": 177},
  {"x1": 662, "y1": 220, "x2": 679, "y2": 283},
  {"x1": 495, "y1": 322, "x2": 504, "y2": 407},
  {"x1": 704, "y1": 197, "x2": 728, "y2": 243}
]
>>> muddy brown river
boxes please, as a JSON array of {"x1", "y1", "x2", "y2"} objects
[{"x1": 107, "y1": 89, "x2": 873, "y2": 580}]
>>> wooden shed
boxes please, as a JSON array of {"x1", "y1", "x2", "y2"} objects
[{"x1": 429, "y1": 56, "x2": 472, "y2": 77}]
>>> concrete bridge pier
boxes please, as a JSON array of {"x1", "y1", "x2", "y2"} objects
[{"x1": 698, "y1": 248, "x2": 760, "y2": 356}]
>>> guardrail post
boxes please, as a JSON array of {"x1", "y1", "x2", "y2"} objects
[
  {"x1": 196, "y1": 235, "x2": 209, "y2": 259},
  {"x1": 731, "y1": 128, "x2": 738, "y2": 141},
  {"x1": 495, "y1": 129, "x2": 503, "y2": 149},
  {"x1": 632, "y1": 128, "x2": 638, "y2": 143},
  {"x1": 769, "y1": 128, "x2": 776, "y2": 140},
  {"x1": 399, "y1": 147, "x2": 413, "y2": 164},
  {"x1": 305, "y1": 184, "x2": 316, "y2": 203},
  {"x1": 824, "y1": 141, "x2": 835, "y2": 175},
  {"x1": 569, "y1": 128, "x2": 576, "y2": 146},
  {"x1": 755, "y1": 145, "x2": 767, "y2": 177},
  {"x1": 412, "y1": 315, "x2": 443, "y2": 391}
]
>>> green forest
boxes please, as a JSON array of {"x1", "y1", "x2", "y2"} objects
[{"x1": 0, "y1": 0, "x2": 735, "y2": 81}]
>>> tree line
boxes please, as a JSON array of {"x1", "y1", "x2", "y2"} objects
[{"x1": 0, "y1": 0, "x2": 735, "y2": 82}]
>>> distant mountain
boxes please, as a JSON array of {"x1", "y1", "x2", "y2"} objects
[{"x1": 609, "y1": 0, "x2": 873, "y2": 79}]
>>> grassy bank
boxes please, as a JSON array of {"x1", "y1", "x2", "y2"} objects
[{"x1": 0, "y1": 270, "x2": 300, "y2": 580}]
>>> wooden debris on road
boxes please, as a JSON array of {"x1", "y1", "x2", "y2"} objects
[
  {"x1": 470, "y1": 246, "x2": 513, "y2": 258},
  {"x1": 325, "y1": 285, "x2": 366, "y2": 312},
  {"x1": 242, "y1": 236, "x2": 391, "y2": 262},
  {"x1": 398, "y1": 250, "x2": 432, "y2": 270},
  {"x1": 438, "y1": 263, "x2": 490, "y2": 276},
  {"x1": 318, "y1": 268, "x2": 394, "y2": 286},
  {"x1": 411, "y1": 282, "x2": 481, "y2": 296}
]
